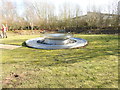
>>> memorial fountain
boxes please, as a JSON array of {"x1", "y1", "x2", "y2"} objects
[{"x1": 25, "y1": 32, "x2": 87, "y2": 49}]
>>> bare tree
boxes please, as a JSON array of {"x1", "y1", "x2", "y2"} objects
[
  {"x1": 0, "y1": 0, "x2": 18, "y2": 30},
  {"x1": 58, "y1": 2, "x2": 81, "y2": 30},
  {"x1": 24, "y1": 0, "x2": 55, "y2": 30},
  {"x1": 23, "y1": 1, "x2": 35, "y2": 30}
]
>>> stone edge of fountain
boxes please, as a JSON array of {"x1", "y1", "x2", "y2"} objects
[{"x1": 25, "y1": 37, "x2": 88, "y2": 50}]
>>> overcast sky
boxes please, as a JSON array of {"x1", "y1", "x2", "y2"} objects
[{"x1": 8, "y1": 0, "x2": 119, "y2": 16}]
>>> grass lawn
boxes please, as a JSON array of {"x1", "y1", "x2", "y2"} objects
[{"x1": 0, "y1": 31, "x2": 118, "y2": 88}]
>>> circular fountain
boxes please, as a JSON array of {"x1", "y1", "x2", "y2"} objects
[{"x1": 25, "y1": 33, "x2": 87, "y2": 49}]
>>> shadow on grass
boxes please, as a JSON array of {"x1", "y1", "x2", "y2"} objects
[
  {"x1": 3, "y1": 41, "x2": 118, "y2": 67},
  {"x1": 2, "y1": 35, "x2": 118, "y2": 67},
  {"x1": 14, "y1": 48, "x2": 117, "y2": 67},
  {"x1": 44, "y1": 51, "x2": 117, "y2": 66}
]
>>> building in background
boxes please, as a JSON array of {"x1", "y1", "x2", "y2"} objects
[{"x1": 73, "y1": 12, "x2": 120, "y2": 27}]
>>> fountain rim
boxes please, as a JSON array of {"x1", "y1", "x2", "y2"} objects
[{"x1": 25, "y1": 37, "x2": 88, "y2": 49}]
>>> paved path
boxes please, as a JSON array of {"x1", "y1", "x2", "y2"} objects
[{"x1": 0, "y1": 44, "x2": 22, "y2": 50}]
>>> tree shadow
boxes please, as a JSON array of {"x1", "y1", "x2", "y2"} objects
[{"x1": 3, "y1": 36, "x2": 118, "y2": 67}]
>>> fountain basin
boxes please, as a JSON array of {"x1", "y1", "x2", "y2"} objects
[{"x1": 25, "y1": 37, "x2": 87, "y2": 49}]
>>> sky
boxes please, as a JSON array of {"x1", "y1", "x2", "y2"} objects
[{"x1": 8, "y1": 0, "x2": 119, "y2": 16}]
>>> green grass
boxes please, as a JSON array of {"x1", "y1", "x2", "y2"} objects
[{"x1": 0, "y1": 32, "x2": 118, "y2": 88}]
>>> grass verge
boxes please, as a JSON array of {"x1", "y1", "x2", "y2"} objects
[{"x1": 0, "y1": 32, "x2": 118, "y2": 88}]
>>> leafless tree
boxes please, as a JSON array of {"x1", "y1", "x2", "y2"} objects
[{"x1": 0, "y1": 0, "x2": 18, "y2": 30}]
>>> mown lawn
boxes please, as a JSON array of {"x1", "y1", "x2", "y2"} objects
[{"x1": 0, "y1": 32, "x2": 118, "y2": 88}]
